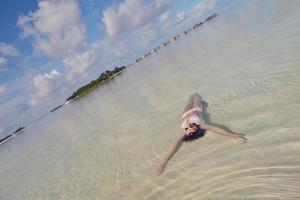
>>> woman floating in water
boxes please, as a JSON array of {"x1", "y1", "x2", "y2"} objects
[{"x1": 157, "y1": 93, "x2": 247, "y2": 175}]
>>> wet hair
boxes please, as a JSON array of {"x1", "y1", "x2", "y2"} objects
[{"x1": 183, "y1": 124, "x2": 206, "y2": 142}]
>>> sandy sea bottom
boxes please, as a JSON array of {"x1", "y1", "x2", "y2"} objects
[{"x1": 0, "y1": 0, "x2": 300, "y2": 199}]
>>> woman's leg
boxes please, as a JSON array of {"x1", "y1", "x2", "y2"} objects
[
  {"x1": 183, "y1": 93, "x2": 202, "y2": 114},
  {"x1": 191, "y1": 93, "x2": 202, "y2": 111},
  {"x1": 182, "y1": 95, "x2": 194, "y2": 114}
]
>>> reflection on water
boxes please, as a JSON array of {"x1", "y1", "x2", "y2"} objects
[{"x1": 1, "y1": 0, "x2": 300, "y2": 199}]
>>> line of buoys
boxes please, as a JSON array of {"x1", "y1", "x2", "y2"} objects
[{"x1": 126, "y1": 12, "x2": 219, "y2": 67}]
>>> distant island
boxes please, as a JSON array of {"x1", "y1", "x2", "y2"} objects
[
  {"x1": 51, "y1": 105, "x2": 63, "y2": 112},
  {"x1": 0, "y1": 135, "x2": 12, "y2": 144},
  {"x1": 13, "y1": 127, "x2": 25, "y2": 134},
  {"x1": 66, "y1": 66, "x2": 126, "y2": 102},
  {"x1": 0, "y1": 127, "x2": 25, "y2": 145}
]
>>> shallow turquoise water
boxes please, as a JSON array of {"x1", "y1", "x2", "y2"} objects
[{"x1": 0, "y1": 1, "x2": 300, "y2": 199}]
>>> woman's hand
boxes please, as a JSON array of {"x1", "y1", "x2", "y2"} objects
[
  {"x1": 157, "y1": 164, "x2": 165, "y2": 176},
  {"x1": 235, "y1": 133, "x2": 247, "y2": 143},
  {"x1": 202, "y1": 123, "x2": 248, "y2": 144},
  {"x1": 156, "y1": 134, "x2": 184, "y2": 176}
]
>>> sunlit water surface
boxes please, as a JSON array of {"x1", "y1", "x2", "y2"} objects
[{"x1": 1, "y1": 1, "x2": 300, "y2": 199}]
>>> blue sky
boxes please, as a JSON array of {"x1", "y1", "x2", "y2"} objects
[{"x1": 0, "y1": 0, "x2": 222, "y2": 135}]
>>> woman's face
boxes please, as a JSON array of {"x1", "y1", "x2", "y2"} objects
[{"x1": 185, "y1": 125, "x2": 197, "y2": 136}]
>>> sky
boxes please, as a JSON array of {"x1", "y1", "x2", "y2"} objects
[{"x1": 0, "y1": 0, "x2": 223, "y2": 135}]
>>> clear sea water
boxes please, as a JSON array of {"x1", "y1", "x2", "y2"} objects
[{"x1": 1, "y1": 1, "x2": 300, "y2": 199}]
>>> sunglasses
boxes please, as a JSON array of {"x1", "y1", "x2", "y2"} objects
[{"x1": 184, "y1": 124, "x2": 198, "y2": 131}]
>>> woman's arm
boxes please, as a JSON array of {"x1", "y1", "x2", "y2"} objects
[
  {"x1": 201, "y1": 123, "x2": 247, "y2": 143},
  {"x1": 157, "y1": 134, "x2": 185, "y2": 175}
]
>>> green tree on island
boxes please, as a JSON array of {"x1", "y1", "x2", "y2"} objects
[{"x1": 66, "y1": 66, "x2": 126, "y2": 102}]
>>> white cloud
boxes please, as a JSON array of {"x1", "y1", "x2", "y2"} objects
[
  {"x1": 0, "y1": 42, "x2": 19, "y2": 68},
  {"x1": 96, "y1": 0, "x2": 172, "y2": 63},
  {"x1": 63, "y1": 49, "x2": 97, "y2": 82},
  {"x1": 0, "y1": 85, "x2": 6, "y2": 94},
  {"x1": 29, "y1": 70, "x2": 63, "y2": 106},
  {"x1": 160, "y1": 10, "x2": 188, "y2": 29},
  {"x1": 93, "y1": 21, "x2": 158, "y2": 66},
  {"x1": 0, "y1": 42, "x2": 19, "y2": 56},
  {"x1": 0, "y1": 96, "x2": 29, "y2": 128},
  {"x1": 138, "y1": 23, "x2": 158, "y2": 46},
  {"x1": 193, "y1": 0, "x2": 216, "y2": 17},
  {"x1": 176, "y1": 11, "x2": 188, "y2": 23},
  {"x1": 17, "y1": 0, "x2": 86, "y2": 57},
  {"x1": 93, "y1": 38, "x2": 128, "y2": 62},
  {"x1": 160, "y1": 10, "x2": 172, "y2": 22},
  {"x1": 0, "y1": 57, "x2": 6, "y2": 66},
  {"x1": 102, "y1": 0, "x2": 170, "y2": 37}
]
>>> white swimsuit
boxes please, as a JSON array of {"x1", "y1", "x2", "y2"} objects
[{"x1": 181, "y1": 107, "x2": 204, "y2": 129}]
